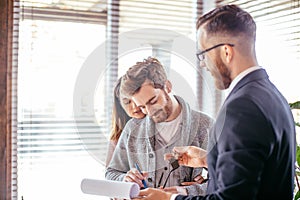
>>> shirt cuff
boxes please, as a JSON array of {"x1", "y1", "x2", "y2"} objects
[{"x1": 170, "y1": 194, "x2": 179, "y2": 200}]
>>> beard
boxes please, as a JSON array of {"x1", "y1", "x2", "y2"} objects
[
  {"x1": 151, "y1": 90, "x2": 172, "y2": 123},
  {"x1": 207, "y1": 53, "x2": 231, "y2": 90}
]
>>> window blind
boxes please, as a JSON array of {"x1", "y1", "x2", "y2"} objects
[
  {"x1": 97, "y1": 1, "x2": 206, "y2": 165},
  {"x1": 12, "y1": 0, "x2": 205, "y2": 199},
  {"x1": 109, "y1": 0, "x2": 205, "y2": 114},
  {"x1": 0, "y1": 0, "x2": 15, "y2": 199},
  {"x1": 216, "y1": 0, "x2": 300, "y2": 146},
  {"x1": 118, "y1": 0, "x2": 199, "y2": 65},
  {"x1": 13, "y1": 0, "x2": 108, "y2": 199},
  {"x1": 9, "y1": 1, "x2": 299, "y2": 199},
  {"x1": 216, "y1": 0, "x2": 300, "y2": 103},
  {"x1": 12, "y1": 2, "x2": 19, "y2": 199}
]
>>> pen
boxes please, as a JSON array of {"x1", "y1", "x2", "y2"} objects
[{"x1": 135, "y1": 163, "x2": 148, "y2": 188}]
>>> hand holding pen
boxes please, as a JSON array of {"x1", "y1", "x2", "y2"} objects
[
  {"x1": 123, "y1": 163, "x2": 148, "y2": 189},
  {"x1": 135, "y1": 163, "x2": 148, "y2": 189}
]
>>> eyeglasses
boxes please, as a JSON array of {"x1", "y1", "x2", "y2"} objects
[{"x1": 196, "y1": 43, "x2": 234, "y2": 61}]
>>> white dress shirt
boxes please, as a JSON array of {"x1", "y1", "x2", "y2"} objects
[{"x1": 225, "y1": 66, "x2": 261, "y2": 98}]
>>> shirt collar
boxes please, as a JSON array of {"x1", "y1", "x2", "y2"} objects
[{"x1": 225, "y1": 66, "x2": 261, "y2": 98}]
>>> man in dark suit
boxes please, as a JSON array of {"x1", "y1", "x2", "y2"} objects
[{"x1": 133, "y1": 4, "x2": 296, "y2": 200}]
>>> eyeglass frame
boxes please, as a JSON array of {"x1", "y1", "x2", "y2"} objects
[{"x1": 196, "y1": 43, "x2": 235, "y2": 61}]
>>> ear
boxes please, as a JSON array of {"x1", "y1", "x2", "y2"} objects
[
  {"x1": 221, "y1": 44, "x2": 234, "y2": 64},
  {"x1": 164, "y1": 80, "x2": 172, "y2": 93}
]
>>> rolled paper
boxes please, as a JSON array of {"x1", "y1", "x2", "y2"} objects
[{"x1": 81, "y1": 178, "x2": 140, "y2": 199}]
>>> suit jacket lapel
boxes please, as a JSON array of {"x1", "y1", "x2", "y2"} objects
[{"x1": 226, "y1": 68, "x2": 268, "y2": 101}]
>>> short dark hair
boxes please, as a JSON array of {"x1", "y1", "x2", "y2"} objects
[
  {"x1": 196, "y1": 4, "x2": 256, "y2": 40},
  {"x1": 120, "y1": 57, "x2": 167, "y2": 97}
]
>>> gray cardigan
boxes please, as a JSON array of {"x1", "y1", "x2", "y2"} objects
[{"x1": 105, "y1": 96, "x2": 213, "y2": 195}]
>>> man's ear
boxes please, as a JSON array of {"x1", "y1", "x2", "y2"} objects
[
  {"x1": 164, "y1": 80, "x2": 172, "y2": 93},
  {"x1": 222, "y1": 44, "x2": 234, "y2": 64}
]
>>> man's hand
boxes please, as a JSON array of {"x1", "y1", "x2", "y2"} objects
[
  {"x1": 123, "y1": 168, "x2": 148, "y2": 188},
  {"x1": 165, "y1": 146, "x2": 207, "y2": 168},
  {"x1": 163, "y1": 186, "x2": 187, "y2": 195},
  {"x1": 132, "y1": 188, "x2": 172, "y2": 200},
  {"x1": 181, "y1": 174, "x2": 206, "y2": 186}
]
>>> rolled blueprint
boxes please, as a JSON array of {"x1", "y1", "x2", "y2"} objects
[{"x1": 81, "y1": 178, "x2": 140, "y2": 199}]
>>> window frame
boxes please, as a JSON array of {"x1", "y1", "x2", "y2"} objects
[{"x1": 0, "y1": 0, "x2": 14, "y2": 199}]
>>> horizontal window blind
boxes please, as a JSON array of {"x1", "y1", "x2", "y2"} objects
[
  {"x1": 119, "y1": 0, "x2": 196, "y2": 33},
  {"x1": 106, "y1": 0, "x2": 206, "y2": 115},
  {"x1": 118, "y1": 0, "x2": 198, "y2": 58},
  {"x1": 12, "y1": 1, "x2": 19, "y2": 199},
  {"x1": 14, "y1": 0, "x2": 108, "y2": 199},
  {"x1": 216, "y1": 0, "x2": 300, "y2": 102},
  {"x1": 216, "y1": 0, "x2": 300, "y2": 147},
  {"x1": 13, "y1": 0, "x2": 205, "y2": 199},
  {"x1": 98, "y1": 0, "x2": 205, "y2": 151}
]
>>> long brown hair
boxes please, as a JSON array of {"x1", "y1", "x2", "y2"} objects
[{"x1": 109, "y1": 77, "x2": 131, "y2": 141}]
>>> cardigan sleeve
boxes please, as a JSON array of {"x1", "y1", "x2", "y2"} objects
[{"x1": 105, "y1": 128, "x2": 130, "y2": 181}]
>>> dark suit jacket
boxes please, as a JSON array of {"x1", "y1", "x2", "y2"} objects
[{"x1": 176, "y1": 69, "x2": 296, "y2": 200}]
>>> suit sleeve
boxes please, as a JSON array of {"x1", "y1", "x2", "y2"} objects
[
  {"x1": 175, "y1": 195, "x2": 205, "y2": 200},
  {"x1": 177, "y1": 97, "x2": 274, "y2": 200},
  {"x1": 184, "y1": 114, "x2": 212, "y2": 196}
]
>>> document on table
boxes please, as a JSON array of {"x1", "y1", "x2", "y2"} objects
[{"x1": 81, "y1": 178, "x2": 140, "y2": 199}]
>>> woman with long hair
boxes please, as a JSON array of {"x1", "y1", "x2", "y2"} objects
[{"x1": 105, "y1": 77, "x2": 145, "y2": 166}]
